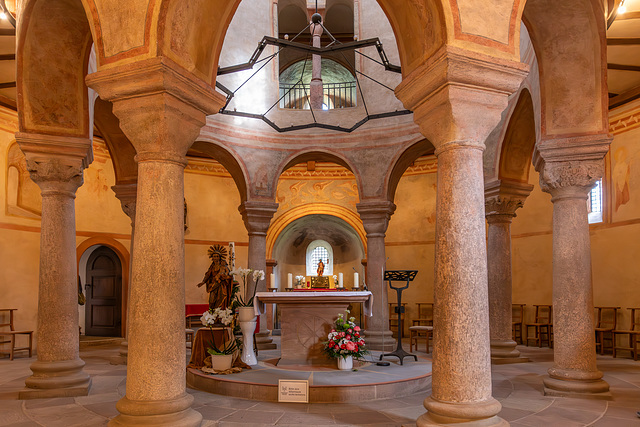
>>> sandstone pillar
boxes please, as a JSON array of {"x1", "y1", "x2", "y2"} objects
[
  {"x1": 16, "y1": 133, "x2": 93, "y2": 399},
  {"x1": 110, "y1": 183, "x2": 137, "y2": 365},
  {"x1": 395, "y1": 47, "x2": 527, "y2": 425},
  {"x1": 485, "y1": 180, "x2": 532, "y2": 364},
  {"x1": 239, "y1": 200, "x2": 278, "y2": 298},
  {"x1": 309, "y1": 14, "x2": 324, "y2": 110},
  {"x1": 357, "y1": 199, "x2": 396, "y2": 351},
  {"x1": 87, "y1": 58, "x2": 226, "y2": 426},
  {"x1": 535, "y1": 137, "x2": 611, "y2": 397}
]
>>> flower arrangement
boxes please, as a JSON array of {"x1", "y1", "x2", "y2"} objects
[
  {"x1": 324, "y1": 310, "x2": 367, "y2": 359},
  {"x1": 295, "y1": 275, "x2": 305, "y2": 287},
  {"x1": 200, "y1": 307, "x2": 240, "y2": 355},
  {"x1": 231, "y1": 267, "x2": 265, "y2": 307}
]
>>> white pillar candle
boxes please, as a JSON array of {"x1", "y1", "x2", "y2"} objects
[
  {"x1": 353, "y1": 272, "x2": 359, "y2": 288},
  {"x1": 338, "y1": 273, "x2": 343, "y2": 287},
  {"x1": 287, "y1": 273, "x2": 293, "y2": 288},
  {"x1": 270, "y1": 273, "x2": 275, "y2": 289}
]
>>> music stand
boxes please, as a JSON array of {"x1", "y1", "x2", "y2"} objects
[{"x1": 379, "y1": 270, "x2": 418, "y2": 365}]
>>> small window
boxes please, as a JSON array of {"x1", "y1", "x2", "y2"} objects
[
  {"x1": 306, "y1": 240, "x2": 333, "y2": 276},
  {"x1": 588, "y1": 179, "x2": 603, "y2": 224}
]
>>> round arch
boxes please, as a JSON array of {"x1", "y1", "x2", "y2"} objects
[
  {"x1": 274, "y1": 149, "x2": 362, "y2": 199},
  {"x1": 191, "y1": 140, "x2": 250, "y2": 202},
  {"x1": 386, "y1": 138, "x2": 435, "y2": 202},
  {"x1": 76, "y1": 236, "x2": 130, "y2": 337},
  {"x1": 498, "y1": 88, "x2": 536, "y2": 183},
  {"x1": 266, "y1": 203, "x2": 366, "y2": 258}
]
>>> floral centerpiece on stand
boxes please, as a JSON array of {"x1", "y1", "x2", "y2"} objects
[
  {"x1": 324, "y1": 310, "x2": 367, "y2": 370},
  {"x1": 231, "y1": 268, "x2": 265, "y2": 307}
]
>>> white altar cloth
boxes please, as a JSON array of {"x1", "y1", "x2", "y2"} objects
[{"x1": 254, "y1": 291, "x2": 374, "y2": 317}]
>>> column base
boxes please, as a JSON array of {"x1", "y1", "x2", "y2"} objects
[
  {"x1": 418, "y1": 396, "x2": 506, "y2": 426},
  {"x1": 364, "y1": 330, "x2": 395, "y2": 351},
  {"x1": 110, "y1": 393, "x2": 202, "y2": 427},
  {"x1": 20, "y1": 358, "x2": 91, "y2": 399},
  {"x1": 543, "y1": 376, "x2": 611, "y2": 399}
]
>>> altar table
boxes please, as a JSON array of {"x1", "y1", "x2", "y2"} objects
[{"x1": 254, "y1": 291, "x2": 373, "y2": 367}]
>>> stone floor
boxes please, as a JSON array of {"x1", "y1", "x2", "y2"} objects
[{"x1": 0, "y1": 341, "x2": 639, "y2": 426}]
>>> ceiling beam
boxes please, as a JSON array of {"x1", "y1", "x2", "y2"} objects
[
  {"x1": 608, "y1": 63, "x2": 640, "y2": 72},
  {"x1": 609, "y1": 84, "x2": 640, "y2": 109},
  {"x1": 0, "y1": 53, "x2": 14, "y2": 61},
  {"x1": 0, "y1": 28, "x2": 14, "y2": 36},
  {"x1": 607, "y1": 37, "x2": 640, "y2": 45},
  {"x1": 0, "y1": 81, "x2": 16, "y2": 89}
]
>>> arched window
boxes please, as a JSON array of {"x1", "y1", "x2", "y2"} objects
[
  {"x1": 306, "y1": 240, "x2": 333, "y2": 276},
  {"x1": 588, "y1": 179, "x2": 603, "y2": 224}
]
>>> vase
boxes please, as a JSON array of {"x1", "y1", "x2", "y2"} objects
[
  {"x1": 210, "y1": 353, "x2": 233, "y2": 371},
  {"x1": 240, "y1": 320, "x2": 258, "y2": 365},
  {"x1": 238, "y1": 306, "x2": 257, "y2": 322},
  {"x1": 337, "y1": 355, "x2": 353, "y2": 370}
]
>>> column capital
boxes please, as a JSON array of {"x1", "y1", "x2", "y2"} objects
[
  {"x1": 395, "y1": 46, "x2": 528, "y2": 150},
  {"x1": 533, "y1": 134, "x2": 611, "y2": 199},
  {"x1": 239, "y1": 200, "x2": 279, "y2": 235},
  {"x1": 356, "y1": 199, "x2": 396, "y2": 236},
  {"x1": 86, "y1": 57, "x2": 226, "y2": 160},
  {"x1": 484, "y1": 179, "x2": 533, "y2": 222},
  {"x1": 16, "y1": 132, "x2": 91, "y2": 195},
  {"x1": 112, "y1": 182, "x2": 138, "y2": 223}
]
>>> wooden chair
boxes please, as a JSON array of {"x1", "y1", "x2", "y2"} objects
[
  {"x1": 512, "y1": 304, "x2": 526, "y2": 345},
  {"x1": 594, "y1": 306, "x2": 619, "y2": 355},
  {"x1": 613, "y1": 308, "x2": 640, "y2": 360},
  {"x1": 412, "y1": 303, "x2": 433, "y2": 327},
  {"x1": 388, "y1": 302, "x2": 407, "y2": 338},
  {"x1": 0, "y1": 308, "x2": 33, "y2": 360},
  {"x1": 409, "y1": 326, "x2": 433, "y2": 353},
  {"x1": 525, "y1": 305, "x2": 552, "y2": 347}
]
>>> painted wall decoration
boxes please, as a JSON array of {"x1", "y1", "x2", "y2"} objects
[{"x1": 276, "y1": 179, "x2": 359, "y2": 213}]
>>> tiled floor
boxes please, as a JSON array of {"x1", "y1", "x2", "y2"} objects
[{"x1": 0, "y1": 342, "x2": 639, "y2": 426}]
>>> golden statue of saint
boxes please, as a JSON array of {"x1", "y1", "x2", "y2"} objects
[
  {"x1": 197, "y1": 245, "x2": 233, "y2": 310},
  {"x1": 317, "y1": 259, "x2": 326, "y2": 276}
]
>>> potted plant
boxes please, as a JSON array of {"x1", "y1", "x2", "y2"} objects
[
  {"x1": 200, "y1": 307, "x2": 240, "y2": 371},
  {"x1": 324, "y1": 310, "x2": 367, "y2": 370},
  {"x1": 231, "y1": 268, "x2": 265, "y2": 322}
]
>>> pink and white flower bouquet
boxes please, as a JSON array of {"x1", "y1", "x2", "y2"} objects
[{"x1": 324, "y1": 310, "x2": 367, "y2": 360}]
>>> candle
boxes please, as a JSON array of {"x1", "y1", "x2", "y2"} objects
[
  {"x1": 338, "y1": 273, "x2": 343, "y2": 288},
  {"x1": 287, "y1": 273, "x2": 293, "y2": 288},
  {"x1": 270, "y1": 273, "x2": 275, "y2": 289},
  {"x1": 353, "y1": 272, "x2": 359, "y2": 289}
]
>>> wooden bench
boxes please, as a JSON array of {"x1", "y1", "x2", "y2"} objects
[{"x1": 0, "y1": 308, "x2": 33, "y2": 360}]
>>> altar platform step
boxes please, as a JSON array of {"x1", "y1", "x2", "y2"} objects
[{"x1": 187, "y1": 345, "x2": 432, "y2": 403}]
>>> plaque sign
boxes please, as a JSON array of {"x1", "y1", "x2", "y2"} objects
[{"x1": 278, "y1": 379, "x2": 309, "y2": 403}]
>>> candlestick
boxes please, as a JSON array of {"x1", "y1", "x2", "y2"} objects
[
  {"x1": 353, "y1": 272, "x2": 359, "y2": 289},
  {"x1": 338, "y1": 273, "x2": 343, "y2": 288},
  {"x1": 287, "y1": 273, "x2": 293, "y2": 288},
  {"x1": 270, "y1": 273, "x2": 275, "y2": 289}
]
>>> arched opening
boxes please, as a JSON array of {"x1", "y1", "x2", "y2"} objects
[
  {"x1": 76, "y1": 237, "x2": 130, "y2": 338},
  {"x1": 498, "y1": 88, "x2": 536, "y2": 184},
  {"x1": 386, "y1": 138, "x2": 435, "y2": 202}
]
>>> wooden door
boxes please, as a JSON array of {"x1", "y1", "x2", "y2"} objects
[{"x1": 85, "y1": 246, "x2": 122, "y2": 337}]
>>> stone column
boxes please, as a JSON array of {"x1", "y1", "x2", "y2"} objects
[
  {"x1": 110, "y1": 183, "x2": 137, "y2": 365},
  {"x1": 239, "y1": 200, "x2": 278, "y2": 298},
  {"x1": 16, "y1": 133, "x2": 93, "y2": 399},
  {"x1": 395, "y1": 48, "x2": 527, "y2": 426},
  {"x1": 485, "y1": 180, "x2": 532, "y2": 364},
  {"x1": 239, "y1": 200, "x2": 278, "y2": 344},
  {"x1": 535, "y1": 138, "x2": 611, "y2": 397},
  {"x1": 309, "y1": 13, "x2": 324, "y2": 110},
  {"x1": 87, "y1": 58, "x2": 226, "y2": 426},
  {"x1": 357, "y1": 199, "x2": 396, "y2": 351}
]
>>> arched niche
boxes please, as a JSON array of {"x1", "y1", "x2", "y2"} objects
[{"x1": 272, "y1": 213, "x2": 365, "y2": 289}]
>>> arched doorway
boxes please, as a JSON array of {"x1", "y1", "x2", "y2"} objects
[{"x1": 84, "y1": 246, "x2": 123, "y2": 337}]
